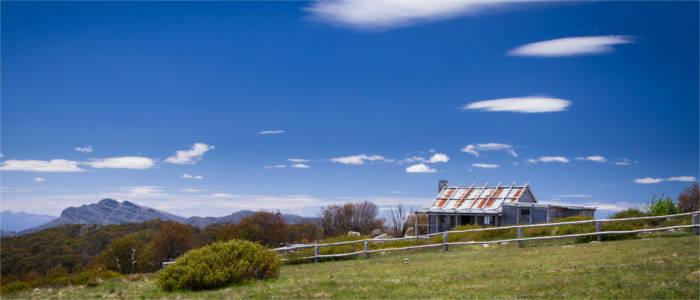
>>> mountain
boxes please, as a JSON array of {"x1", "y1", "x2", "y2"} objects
[
  {"x1": 184, "y1": 210, "x2": 316, "y2": 228},
  {"x1": 22, "y1": 199, "x2": 315, "y2": 234},
  {"x1": 1, "y1": 210, "x2": 57, "y2": 232},
  {"x1": 26, "y1": 199, "x2": 185, "y2": 233}
]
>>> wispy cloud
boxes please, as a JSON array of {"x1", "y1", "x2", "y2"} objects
[
  {"x1": 0, "y1": 159, "x2": 84, "y2": 172},
  {"x1": 462, "y1": 143, "x2": 517, "y2": 157},
  {"x1": 264, "y1": 164, "x2": 288, "y2": 169},
  {"x1": 575, "y1": 155, "x2": 606, "y2": 163},
  {"x1": 210, "y1": 193, "x2": 235, "y2": 198},
  {"x1": 258, "y1": 130, "x2": 285, "y2": 135},
  {"x1": 74, "y1": 145, "x2": 93, "y2": 153},
  {"x1": 666, "y1": 176, "x2": 697, "y2": 182},
  {"x1": 526, "y1": 156, "x2": 570, "y2": 163},
  {"x1": 287, "y1": 158, "x2": 310, "y2": 163},
  {"x1": 34, "y1": 177, "x2": 46, "y2": 182},
  {"x1": 165, "y1": 143, "x2": 215, "y2": 164},
  {"x1": 291, "y1": 163, "x2": 310, "y2": 169},
  {"x1": 406, "y1": 163, "x2": 436, "y2": 173},
  {"x1": 508, "y1": 35, "x2": 634, "y2": 57},
  {"x1": 462, "y1": 96, "x2": 572, "y2": 113},
  {"x1": 182, "y1": 174, "x2": 203, "y2": 180},
  {"x1": 400, "y1": 153, "x2": 450, "y2": 164},
  {"x1": 88, "y1": 156, "x2": 155, "y2": 169},
  {"x1": 553, "y1": 194, "x2": 592, "y2": 198},
  {"x1": 331, "y1": 154, "x2": 392, "y2": 165},
  {"x1": 633, "y1": 177, "x2": 665, "y2": 184},
  {"x1": 633, "y1": 176, "x2": 696, "y2": 184},
  {"x1": 305, "y1": 0, "x2": 512, "y2": 30},
  {"x1": 471, "y1": 163, "x2": 499, "y2": 168}
]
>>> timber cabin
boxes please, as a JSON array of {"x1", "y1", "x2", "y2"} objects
[{"x1": 415, "y1": 180, "x2": 596, "y2": 234}]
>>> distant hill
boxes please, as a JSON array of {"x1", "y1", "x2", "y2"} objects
[
  {"x1": 1, "y1": 210, "x2": 56, "y2": 232},
  {"x1": 21, "y1": 199, "x2": 315, "y2": 234},
  {"x1": 184, "y1": 210, "x2": 316, "y2": 228}
]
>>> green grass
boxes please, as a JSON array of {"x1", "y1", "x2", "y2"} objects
[{"x1": 8, "y1": 234, "x2": 700, "y2": 299}]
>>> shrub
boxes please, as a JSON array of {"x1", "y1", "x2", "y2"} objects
[
  {"x1": 0, "y1": 281, "x2": 31, "y2": 294},
  {"x1": 156, "y1": 239, "x2": 280, "y2": 291},
  {"x1": 551, "y1": 215, "x2": 595, "y2": 243},
  {"x1": 646, "y1": 194, "x2": 678, "y2": 216}
]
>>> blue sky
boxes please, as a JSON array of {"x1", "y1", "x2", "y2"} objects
[{"x1": 1, "y1": 1, "x2": 697, "y2": 218}]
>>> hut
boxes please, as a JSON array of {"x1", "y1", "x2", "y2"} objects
[{"x1": 415, "y1": 180, "x2": 596, "y2": 234}]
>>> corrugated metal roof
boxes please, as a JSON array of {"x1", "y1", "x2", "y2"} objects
[{"x1": 419, "y1": 183, "x2": 532, "y2": 214}]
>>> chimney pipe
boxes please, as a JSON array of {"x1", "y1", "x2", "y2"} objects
[{"x1": 438, "y1": 180, "x2": 448, "y2": 193}]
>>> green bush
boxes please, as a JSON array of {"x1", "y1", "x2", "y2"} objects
[
  {"x1": 646, "y1": 194, "x2": 678, "y2": 216},
  {"x1": 71, "y1": 268, "x2": 120, "y2": 286},
  {"x1": 0, "y1": 281, "x2": 31, "y2": 294},
  {"x1": 156, "y1": 239, "x2": 280, "y2": 291},
  {"x1": 550, "y1": 215, "x2": 595, "y2": 242}
]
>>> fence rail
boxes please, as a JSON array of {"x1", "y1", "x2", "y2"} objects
[{"x1": 275, "y1": 211, "x2": 700, "y2": 261}]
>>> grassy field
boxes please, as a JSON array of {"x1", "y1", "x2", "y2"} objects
[{"x1": 9, "y1": 234, "x2": 700, "y2": 299}]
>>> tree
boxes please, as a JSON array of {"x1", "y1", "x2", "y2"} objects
[
  {"x1": 146, "y1": 222, "x2": 193, "y2": 265},
  {"x1": 677, "y1": 183, "x2": 699, "y2": 213},
  {"x1": 645, "y1": 193, "x2": 678, "y2": 216},
  {"x1": 287, "y1": 222, "x2": 320, "y2": 243},
  {"x1": 218, "y1": 211, "x2": 287, "y2": 247},
  {"x1": 321, "y1": 201, "x2": 383, "y2": 237},
  {"x1": 95, "y1": 235, "x2": 144, "y2": 274},
  {"x1": 387, "y1": 205, "x2": 414, "y2": 237}
]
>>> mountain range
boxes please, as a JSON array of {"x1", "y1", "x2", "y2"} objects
[{"x1": 4, "y1": 199, "x2": 315, "y2": 236}]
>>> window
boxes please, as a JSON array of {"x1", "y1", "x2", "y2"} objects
[{"x1": 484, "y1": 216, "x2": 491, "y2": 225}]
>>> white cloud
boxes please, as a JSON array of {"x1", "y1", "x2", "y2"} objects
[
  {"x1": 287, "y1": 158, "x2": 310, "y2": 163},
  {"x1": 331, "y1": 154, "x2": 391, "y2": 165},
  {"x1": 666, "y1": 176, "x2": 697, "y2": 182},
  {"x1": 0, "y1": 159, "x2": 84, "y2": 172},
  {"x1": 182, "y1": 174, "x2": 203, "y2": 180},
  {"x1": 74, "y1": 145, "x2": 93, "y2": 153},
  {"x1": 165, "y1": 143, "x2": 215, "y2": 164},
  {"x1": 210, "y1": 193, "x2": 236, "y2": 198},
  {"x1": 305, "y1": 0, "x2": 512, "y2": 30},
  {"x1": 258, "y1": 130, "x2": 285, "y2": 135},
  {"x1": 526, "y1": 156, "x2": 570, "y2": 163},
  {"x1": 461, "y1": 143, "x2": 517, "y2": 157},
  {"x1": 264, "y1": 164, "x2": 288, "y2": 169},
  {"x1": 291, "y1": 163, "x2": 310, "y2": 169},
  {"x1": 575, "y1": 155, "x2": 607, "y2": 163},
  {"x1": 634, "y1": 177, "x2": 664, "y2": 184},
  {"x1": 615, "y1": 161, "x2": 631, "y2": 166},
  {"x1": 406, "y1": 163, "x2": 436, "y2": 173},
  {"x1": 427, "y1": 153, "x2": 450, "y2": 163},
  {"x1": 182, "y1": 188, "x2": 202, "y2": 193},
  {"x1": 508, "y1": 35, "x2": 634, "y2": 57},
  {"x1": 400, "y1": 156, "x2": 426, "y2": 163},
  {"x1": 389, "y1": 191, "x2": 404, "y2": 194},
  {"x1": 88, "y1": 156, "x2": 155, "y2": 169},
  {"x1": 471, "y1": 163, "x2": 499, "y2": 168},
  {"x1": 633, "y1": 176, "x2": 696, "y2": 184},
  {"x1": 462, "y1": 96, "x2": 572, "y2": 113},
  {"x1": 34, "y1": 177, "x2": 46, "y2": 182}
]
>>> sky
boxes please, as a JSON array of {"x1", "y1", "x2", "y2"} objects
[{"x1": 1, "y1": 1, "x2": 698, "y2": 219}]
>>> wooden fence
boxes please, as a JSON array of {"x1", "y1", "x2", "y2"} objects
[{"x1": 274, "y1": 211, "x2": 700, "y2": 262}]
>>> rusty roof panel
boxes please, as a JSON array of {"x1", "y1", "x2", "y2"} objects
[{"x1": 424, "y1": 184, "x2": 531, "y2": 213}]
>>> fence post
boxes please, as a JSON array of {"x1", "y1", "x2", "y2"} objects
[
  {"x1": 443, "y1": 232, "x2": 449, "y2": 251},
  {"x1": 517, "y1": 227, "x2": 523, "y2": 248},
  {"x1": 314, "y1": 245, "x2": 319, "y2": 263},
  {"x1": 693, "y1": 213, "x2": 699, "y2": 235},
  {"x1": 364, "y1": 240, "x2": 370, "y2": 259},
  {"x1": 596, "y1": 221, "x2": 602, "y2": 242}
]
